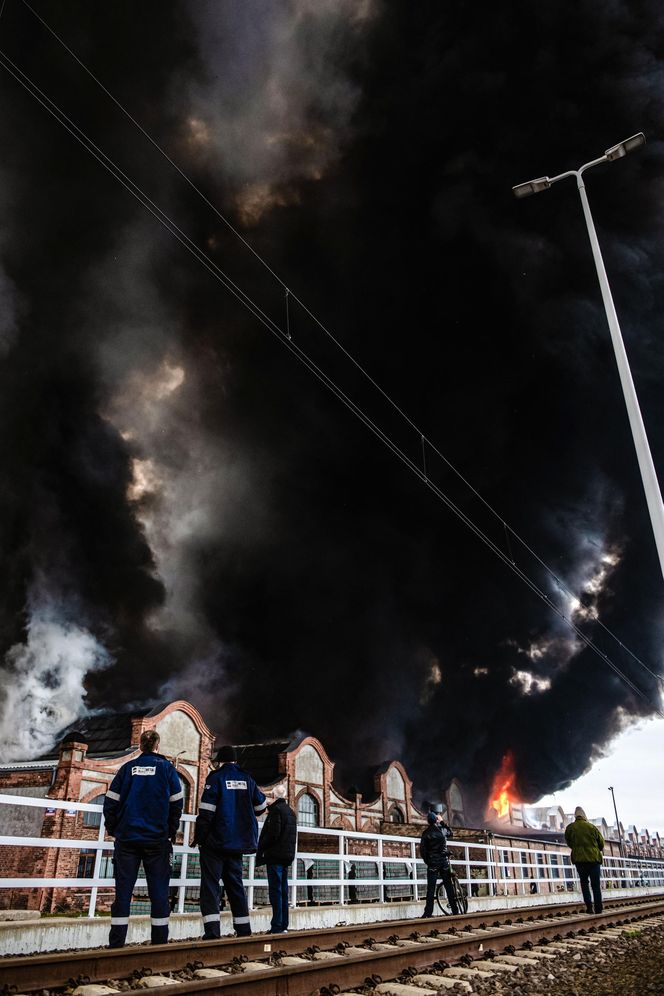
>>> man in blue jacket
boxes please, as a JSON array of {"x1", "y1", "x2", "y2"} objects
[
  {"x1": 194, "y1": 745, "x2": 267, "y2": 938},
  {"x1": 103, "y1": 729, "x2": 183, "y2": 948}
]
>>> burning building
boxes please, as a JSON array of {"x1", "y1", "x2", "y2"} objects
[{"x1": 0, "y1": 698, "x2": 468, "y2": 912}]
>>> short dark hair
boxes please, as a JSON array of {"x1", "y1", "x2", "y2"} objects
[
  {"x1": 140, "y1": 729, "x2": 160, "y2": 753},
  {"x1": 215, "y1": 745, "x2": 237, "y2": 763}
]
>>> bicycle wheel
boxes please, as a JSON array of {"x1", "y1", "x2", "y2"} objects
[
  {"x1": 435, "y1": 878, "x2": 451, "y2": 914},
  {"x1": 435, "y1": 874, "x2": 467, "y2": 915},
  {"x1": 454, "y1": 879, "x2": 469, "y2": 914}
]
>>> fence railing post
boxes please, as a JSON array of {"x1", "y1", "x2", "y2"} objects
[
  {"x1": 377, "y1": 838, "x2": 385, "y2": 903},
  {"x1": 177, "y1": 819, "x2": 190, "y2": 914},
  {"x1": 88, "y1": 815, "x2": 107, "y2": 918},
  {"x1": 411, "y1": 839, "x2": 418, "y2": 902}
]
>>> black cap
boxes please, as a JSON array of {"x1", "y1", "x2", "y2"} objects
[{"x1": 215, "y1": 745, "x2": 237, "y2": 763}]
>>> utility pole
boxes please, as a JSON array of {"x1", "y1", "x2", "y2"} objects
[{"x1": 608, "y1": 785, "x2": 626, "y2": 862}]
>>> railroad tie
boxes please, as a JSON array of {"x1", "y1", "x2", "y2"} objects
[
  {"x1": 136, "y1": 979, "x2": 174, "y2": 988},
  {"x1": 72, "y1": 987, "x2": 120, "y2": 996},
  {"x1": 412, "y1": 972, "x2": 472, "y2": 990},
  {"x1": 444, "y1": 964, "x2": 495, "y2": 979},
  {"x1": 471, "y1": 959, "x2": 519, "y2": 972},
  {"x1": 376, "y1": 983, "x2": 456, "y2": 996},
  {"x1": 495, "y1": 954, "x2": 546, "y2": 966},
  {"x1": 193, "y1": 968, "x2": 230, "y2": 978}
]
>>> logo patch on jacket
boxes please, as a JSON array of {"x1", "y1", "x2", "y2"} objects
[
  {"x1": 131, "y1": 765, "x2": 156, "y2": 776},
  {"x1": 225, "y1": 779, "x2": 248, "y2": 790}
]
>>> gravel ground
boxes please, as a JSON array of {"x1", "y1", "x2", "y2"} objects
[
  {"x1": 345, "y1": 916, "x2": 664, "y2": 996},
  {"x1": 504, "y1": 921, "x2": 664, "y2": 996}
]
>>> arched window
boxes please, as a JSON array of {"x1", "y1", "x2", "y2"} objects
[
  {"x1": 83, "y1": 793, "x2": 105, "y2": 828},
  {"x1": 388, "y1": 804, "x2": 405, "y2": 824},
  {"x1": 297, "y1": 792, "x2": 320, "y2": 828},
  {"x1": 179, "y1": 775, "x2": 191, "y2": 813}
]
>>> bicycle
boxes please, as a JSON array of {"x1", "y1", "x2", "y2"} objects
[{"x1": 435, "y1": 867, "x2": 468, "y2": 915}]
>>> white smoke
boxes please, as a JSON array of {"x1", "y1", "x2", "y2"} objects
[{"x1": 0, "y1": 600, "x2": 112, "y2": 761}]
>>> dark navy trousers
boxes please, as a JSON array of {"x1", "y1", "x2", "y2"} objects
[
  {"x1": 200, "y1": 846, "x2": 250, "y2": 937},
  {"x1": 266, "y1": 864, "x2": 290, "y2": 933},
  {"x1": 110, "y1": 839, "x2": 173, "y2": 947},
  {"x1": 423, "y1": 864, "x2": 458, "y2": 916},
  {"x1": 576, "y1": 861, "x2": 603, "y2": 913}
]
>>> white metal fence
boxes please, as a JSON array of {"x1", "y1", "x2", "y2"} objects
[{"x1": 1, "y1": 793, "x2": 663, "y2": 918}]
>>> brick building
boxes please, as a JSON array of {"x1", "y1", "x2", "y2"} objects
[{"x1": 0, "y1": 699, "x2": 467, "y2": 911}]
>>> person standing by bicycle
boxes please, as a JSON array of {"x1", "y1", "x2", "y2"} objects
[{"x1": 420, "y1": 810, "x2": 459, "y2": 917}]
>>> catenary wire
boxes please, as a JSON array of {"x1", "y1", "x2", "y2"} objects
[
  {"x1": 20, "y1": 0, "x2": 663, "y2": 689},
  {"x1": 0, "y1": 48, "x2": 661, "y2": 719}
]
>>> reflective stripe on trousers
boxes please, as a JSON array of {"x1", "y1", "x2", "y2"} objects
[{"x1": 109, "y1": 839, "x2": 172, "y2": 948}]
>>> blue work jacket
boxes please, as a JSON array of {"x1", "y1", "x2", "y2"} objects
[
  {"x1": 103, "y1": 751, "x2": 184, "y2": 843},
  {"x1": 195, "y1": 762, "x2": 267, "y2": 853}
]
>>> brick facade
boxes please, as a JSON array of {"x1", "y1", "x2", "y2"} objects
[{"x1": 0, "y1": 700, "x2": 465, "y2": 912}]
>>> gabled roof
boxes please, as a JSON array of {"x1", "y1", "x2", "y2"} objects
[
  {"x1": 39, "y1": 708, "x2": 154, "y2": 760},
  {"x1": 232, "y1": 740, "x2": 293, "y2": 784}
]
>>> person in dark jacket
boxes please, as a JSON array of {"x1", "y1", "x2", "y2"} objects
[
  {"x1": 564, "y1": 806, "x2": 605, "y2": 913},
  {"x1": 419, "y1": 811, "x2": 458, "y2": 917},
  {"x1": 103, "y1": 729, "x2": 183, "y2": 948},
  {"x1": 194, "y1": 745, "x2": 267, "y2": 938},
  {"x1": 255, "y1": 785, "x2": 297, "y2": 934}
]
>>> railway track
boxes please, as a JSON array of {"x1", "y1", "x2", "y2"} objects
[{"x1": 3, "y1": 895, "x2": 664, "y2": 994}]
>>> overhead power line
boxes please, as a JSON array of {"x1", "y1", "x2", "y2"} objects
[
  {"x1": 19, "y1": 0, "x2": 663, "y2": 694},
  {"x1": 0, "y1": 36, "x2": 661, "y2": 718}
]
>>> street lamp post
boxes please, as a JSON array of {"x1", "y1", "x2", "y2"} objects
[
  {"x1": 513, "y1": 135, "x2": 664, "y2": 583},
  {"x1": 608, "y1": 784, "x2": 626, "y2": 864}
]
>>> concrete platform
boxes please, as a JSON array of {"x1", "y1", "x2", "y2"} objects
[{"x1": 1, "y1": 886, "x2": 661, "y2": 955}]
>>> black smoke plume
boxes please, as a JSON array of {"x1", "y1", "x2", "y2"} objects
[{"x1": 0, "y1": 1, "x2": 662, "y2": 814}]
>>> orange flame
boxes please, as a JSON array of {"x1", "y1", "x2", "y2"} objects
[{"x1": 487, "y1": 751, "x2": 519, "y2": 821}]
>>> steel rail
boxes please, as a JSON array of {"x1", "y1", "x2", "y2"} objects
[
  {"x1": 131, "y1": 898, "x2": 664, "y2": 995},
  {"x1": 2, "y1": 896, "x2": 664, "y2": 992}
]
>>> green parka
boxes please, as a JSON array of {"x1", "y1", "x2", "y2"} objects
[{"x1": 564, "y1": 816, "x2": 605, "y2": 864}]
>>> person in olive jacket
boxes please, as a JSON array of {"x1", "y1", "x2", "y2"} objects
[
  {"x1": 564, "y1": 806, "x2": 605, "y2": 913},
  {"x1": 255, "y1": 785, "x2": 297, "y2": 933},
  {"x1": 419, "y1": 810, "x2": 458, "y2": 916}
]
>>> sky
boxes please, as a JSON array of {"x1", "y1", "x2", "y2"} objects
[
  {"x1": 536, "y1": 716, "x2": 664, "y2": 834},
  {"x1": 0, "y1": 0, "x2": 663, "y2": 826}
]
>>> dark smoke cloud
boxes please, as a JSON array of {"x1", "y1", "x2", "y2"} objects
[{"x1": 0, "y1": 0, "x2": 663, "y2": 812}]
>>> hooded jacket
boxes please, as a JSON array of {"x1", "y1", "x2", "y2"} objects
[
  {"x1": 565, "y1": 815, "x2": 605, "y2": 864},
  {"x1": 256, "y1": 797, "x2": 297, "y2": 866}
]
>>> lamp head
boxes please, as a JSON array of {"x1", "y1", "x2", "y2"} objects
[
  {"x1": 512, "y1": 176, "x2": 551, "y2": 198},
  {"x1": 604, "y1": 133, "x2": 646, "y2": 162}
]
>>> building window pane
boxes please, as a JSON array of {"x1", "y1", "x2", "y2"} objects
[
  {"x1": 77, "y1": 849, "x2": 95, "y2": 878},
  {"x1": 297, "y1": 793, "x2": 319, "y2": 828},
  {"x1": 83, "y1": 794, "x2": 105, "y2": 828},
  {"x1": 179, "y1": 776, "x2": 190, "y2": 813}
]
